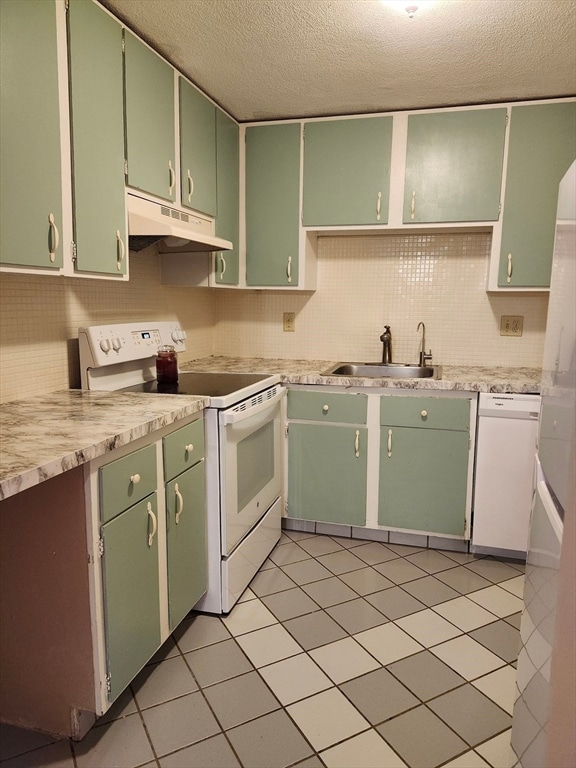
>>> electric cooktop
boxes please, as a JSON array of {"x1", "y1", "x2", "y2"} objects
[{"x1": 120, "y1": 371, "x2": 275, "y2": 398}]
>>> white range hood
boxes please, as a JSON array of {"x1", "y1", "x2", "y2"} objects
[{"x1": 127, "y1": 192, "x2": 232, "y2": 253}]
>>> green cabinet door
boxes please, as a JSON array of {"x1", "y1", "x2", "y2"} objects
[
  {"x1": 68, "y1": 0, "x2": 126, "y2": 275},
  {"x1": 498, "y1": 102, "x2": 576, "y2": 287},
  {"x1": 302, "y1": 117, "x2": 393, "y2": 225},
  {"x1": 179, "y1": 78, "x2": 216, "y2": 216},
  {"x1": 403, "y1": 109, "x2": 507, "y2": 223},
  {"x1": 101, "y1": 493, "x2": 161, "y2": 702},
  {"x1": 0, "y1": 0, "x2": 63, "y2": 268},
  {"x1": 288, "y1": 423, "x2": 367, "y2": 526},
  {"x1": 246, "y1": 123, "x2": 301, "y2": 286},
  {"x1": 379, "y1": 426, "x2": 469, "y2": 535},
  {"x1": 214, "y1": 108, "x2": 240, "y2": 285},
  {"x1": 166, "y1": 461, "x2": 206, "y2": 630},
  {"x1": 124, "y1": 31, "x2": 176, "y2": 202}
]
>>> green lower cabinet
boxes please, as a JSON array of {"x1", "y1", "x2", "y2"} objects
[
  {"x1": 101, "y1": 493, "x2": 161, "y2": 702},
  {"x1": 166, "y1": 462, "x2": 207, "y2": 630},
  {"x1": 378, "y1": 426, "x2": 469, "y2": 535},
  {"x1": 288, "y1": 423, "x2": 367, "y2": 526}
]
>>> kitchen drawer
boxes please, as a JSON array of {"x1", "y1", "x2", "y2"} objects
[
  {"x1": 288, "y1": 390, "x2": 367, "y2": 424},
  {"x1": 99, "y1": 444, "x2": 157, "y2": 523},
  {"x1": 163, "y1": 417, "x2": 205, "y2": 481},
  {"x1": 380, "y1": 396, "x2": 470, "y2": 431}
]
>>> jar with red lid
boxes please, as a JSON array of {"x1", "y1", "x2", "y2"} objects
[{"x1": 155, "y1": 345, "x2": 178, "y2": 383}]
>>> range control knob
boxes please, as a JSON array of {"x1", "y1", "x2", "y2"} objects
[
  {"x1": 111, "y1": 337, "x2": 122, "y2": 352},
  {"x1": 99, "y1": 338, "x2": 111, "y2": 353},
  {"x1": 171, "y1": 328, "x2": 185, "y2": 343}
]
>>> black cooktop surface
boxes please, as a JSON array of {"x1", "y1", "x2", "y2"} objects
[{"x1": 120, "y1": 371, "x2": 272, "y2": 397}]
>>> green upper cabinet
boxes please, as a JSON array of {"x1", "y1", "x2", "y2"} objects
[
  {"x1": 497, "y1": 102, "x2": 576, "y2": 288},
  {"x1": 214, "y1": 108, "x2": 240, "y2": 285},
  {"x1": 68, "y1": 0, "x2": 126, "y2": 276},
  {"x1": 246, "y1": 123, "x2": 301, "y2": 287},
  {"x1": 179, "y1": 78, "x2": 216, "y2": 216},
  {"x1": 124, "y1": 31, "x2": 176, "y2": 202},
  {"x1": 302, "y1": 117, "x2": 393, "y2": 226},
  {"x1": 0, "y1": 0, "x2": 63, "y2": 269},
  {"x1": 403, "y1": 108, "x2": 507, "y2": 223}
]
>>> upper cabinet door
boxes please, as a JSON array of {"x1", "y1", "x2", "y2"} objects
[
  {"x1": 0, "y1": 0, "x2": 63, "y2": 269},
  {"x1": 302, "y1": 117, "x2": 393, "y2": 226},
  {"x1": 124, "y1": 32, "x2": 176, "y2": 202},
  {"x1": 179, "y1": 78, "x2": 216, "y2": 216},
  {"x1": 68, "y1": 0, "x2": 126, "y2": 276},
  {"x1": 214, "y1": 108, "x2": 240, "y2": 285},
  {"x1": 403, "y1": 109, "x2": 507, "y2": 223},
  {"x1": 497, "y1": 102, "x2": 576, "y2": 288},
  {"x1": 246, "y1": 123, "x2": 301, "y2": 287}
]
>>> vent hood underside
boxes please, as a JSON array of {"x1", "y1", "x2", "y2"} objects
[{"x1": 127, "y1": 192, "x2": 233, "y2": 253}]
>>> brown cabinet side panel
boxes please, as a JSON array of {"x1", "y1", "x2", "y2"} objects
[{"x1": 0, "y1": 467, "x2": 95, "y2": 738}]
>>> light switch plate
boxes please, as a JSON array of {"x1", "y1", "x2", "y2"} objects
[{"x1": 500, "y1": 315, "x2": 524, "y2": 336}]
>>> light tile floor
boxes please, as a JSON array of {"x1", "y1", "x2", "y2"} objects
[{"x1": 0, "y1": 531, "x2": 524, "y2": 768}]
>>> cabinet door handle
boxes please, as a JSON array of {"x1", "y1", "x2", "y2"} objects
[
  {"x1": 387, "y1": 428, "x2": 393, "y2": 458},
  {"x1": 376, "y1": 191, "x2": 382, "y2": 221},
  {"x1": 147, "y1": 502, "x2": 157, "y2": 547},
  {"x1": 187, "y1": 169, "x2": 194, "y2": 202},
  {"x1": 410, "y1": 191, "x2": 416, "y2": 220},
  {"x1": 185, "y1": 444, "x2": 194, "y2": 453},
  {"x1": 354, "y1": 430, "x2": 360, "y2": 458},
  {"x1": 175, "y1": 483, "x2": 184, "y2": 524},
  {"x1": 116, "y1": 230, "x2": 125, "y2": 271},
  {"x1": 322, "y1": 404, "x2": 329, "y2": 413},
  {"x1": 168, "y1": 160, "x2": 175, "y2": 196},
  {"x1": 287, "y1": 255, "x2": 292, "y2": 284},
  {"x1": 130, "y1": 473, "x2": 141, "y2": 484},
  {"x1": 421, "y1": 410, "x2": 428, "y2": 418},
  {"x1": 507, "y1": 253, "x2": 513, "y2": 283},
  {"x1": 219, "y1": 253, "x2": 226, "y2": 281},
  {"x1": 48, "y1": 213, "x2": 59, "y2": 263}
]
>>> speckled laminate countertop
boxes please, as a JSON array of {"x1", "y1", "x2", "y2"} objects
[
  {"x1": 180, "y1": 356, "x2": 541, "y2": 394},
  {"x1": 0, "y1": 390, "x2": 208, "y2": 501}
]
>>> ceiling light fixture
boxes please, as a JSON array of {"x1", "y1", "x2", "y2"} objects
[{"x1": 405, "y1": 4, "x2": 418, "y2": 18}]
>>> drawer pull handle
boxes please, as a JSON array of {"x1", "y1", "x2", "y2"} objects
[
  {"x1": 354, "y1": 430, "x2": 360, "y2": 458},
  {"x1": 116, "y1": 229, "x2": 125, "y2": 271},
  {"x1": 130, "y1": 473, "x2": 141, "y2": 484},
  {"x1": 376, "y1": 191, "x2": 382, "y2": 221},
  {"x1": 175, "y1": 483, "x2": 184, "y2": 524},
  {"x1": 421, "y1": 410, "x2": 428, "y2": 418},
  {"x1": 147, "y1": 503, "x2": 157, "y2": 547},
  {"x1": 387, "y1": 428, "x2": 393, "y2": 458},
  {"x1": 322, "y1": 404, "x2": 329, "y2": 413},
  {"x1": 48, "y1": 213, "x2": 59, "y2": 262},
  {"x1": 187, "y1": 169, "x2": 194, "y2": 202},
  {"x1": 507, "y1": 253, "x2": 513, "y2": 283},
  {"x1": 411, "y1": 190, "x2": 416, "y2": 220},
  {"x1": 185, "y1": 444, "x2": 194, "y2": 453}
]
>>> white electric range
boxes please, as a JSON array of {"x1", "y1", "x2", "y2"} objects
[{"x1": 79, "y1": 321, "x2": 284, "y2": 613}]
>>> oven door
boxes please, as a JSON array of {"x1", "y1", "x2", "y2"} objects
[{"x1": 218, "y1": 386, "x2": 285, "y2": 555}]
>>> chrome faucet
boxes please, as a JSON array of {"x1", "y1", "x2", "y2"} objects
[
  {"x1": 380, "y1": 325, "x2": 393, "y2": 364},
  {"x1": 417, "y1": 322, "x2": 433, "y2": 367}
]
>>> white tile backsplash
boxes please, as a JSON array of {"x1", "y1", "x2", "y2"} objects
[{"x1": 0, "y1": 232, "x2": 548, "y2": 403}]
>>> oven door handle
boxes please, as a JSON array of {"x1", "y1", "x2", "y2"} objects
[{"x1": 220, "y1": 387, "x2": 285, "y2": 425}]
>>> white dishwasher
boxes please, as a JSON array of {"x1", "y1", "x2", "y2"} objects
[{"x1": 472, "y1": 393, "x2": 541, "y2": 556}]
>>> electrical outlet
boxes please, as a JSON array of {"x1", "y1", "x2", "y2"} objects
[
  {"x1": 283, "y1": 312, "x2": 296, "y2": 332},
  {"x1": 500, "y1": 315, "x2": 524, "y2": 337}
]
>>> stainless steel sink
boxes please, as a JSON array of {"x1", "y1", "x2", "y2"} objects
[{"x1": 321, "y1": 362, "x2": 441, "y2": 379}]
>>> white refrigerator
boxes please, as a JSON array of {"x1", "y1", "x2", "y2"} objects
[{"x1": 511, "y1": 161, "x2": 575, "y2": 767}]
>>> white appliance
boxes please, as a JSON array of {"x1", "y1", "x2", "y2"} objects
[
  {"x1": 511, "y1": 162, "x2": 575, "y2": 767},
  {"x1": 78, "y1": 321, "x2": 284, "y2": 614},
  {"x1": 472, "y1": 393, "x2": 540, "y2": 556}
]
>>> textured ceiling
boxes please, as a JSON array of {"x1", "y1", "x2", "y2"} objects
[{"x1": 101, "y1": 0, "x2": 576, "y2": 122}]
